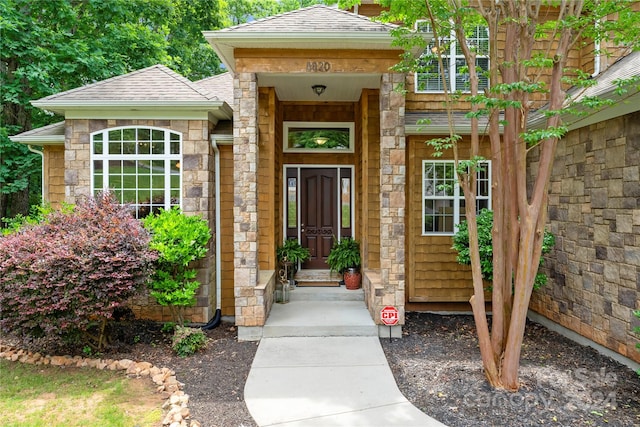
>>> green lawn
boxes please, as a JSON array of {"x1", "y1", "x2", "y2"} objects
[{"x1": 0, "y1": 359, "x2": 163, "y2": 427}]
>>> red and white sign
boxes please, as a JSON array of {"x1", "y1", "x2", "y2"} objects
[{"x1": 380, "y1": 306, "x2": 399, "y2": 326}]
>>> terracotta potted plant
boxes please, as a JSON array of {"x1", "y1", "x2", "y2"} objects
[{"x1": 326, "y1": 237, "x2": 361, "y2": 290}]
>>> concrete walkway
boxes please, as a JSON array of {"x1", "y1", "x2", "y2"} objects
[{"x1": 243, "y1": 287, "x2": 447, "y2": 426}]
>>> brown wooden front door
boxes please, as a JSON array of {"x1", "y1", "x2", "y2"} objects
[{"x1": 300, "y1": 168, "x2": 338, "y2": 269}]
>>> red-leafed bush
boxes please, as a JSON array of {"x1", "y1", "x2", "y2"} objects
[{"x1": 0, "y1": 194, "x2": 156, "y2": 350}]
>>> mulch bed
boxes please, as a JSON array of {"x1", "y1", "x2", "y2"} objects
[
  {"x1": 6, "y1": 312, "x2": 640, "y2": 427},
  {"x1": 381, "y1": 312, "x2": 640, "y2": 427}
]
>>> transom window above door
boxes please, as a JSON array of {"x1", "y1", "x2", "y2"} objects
[{"x1": 283, "y1": 122, "x2": 354, "y2": 153}]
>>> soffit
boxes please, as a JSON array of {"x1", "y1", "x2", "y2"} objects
[{"x1": 258, "y1": 73, "x2": 382, "y2": 102}]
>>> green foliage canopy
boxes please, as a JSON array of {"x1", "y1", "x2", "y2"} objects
[
  {"x1": 452, "y1": 209, "x2": 556, "y2": 290},
  {"x1": 0, "y1": 0, "x2": 225, "y2": 218}
]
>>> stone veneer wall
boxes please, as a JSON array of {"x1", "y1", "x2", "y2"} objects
[
  {"x1": 64, "y1": 118, "x2": 215, "y2": 323},
  {"x1": 233, "y1": 73, "x2": 270, "y2": 327},
  {"x1": 370, "y1": 73, "x2": 406, "y2": 328},
  {"x1": 529, "y1": 110, "x2": 640, "y2": 363}
]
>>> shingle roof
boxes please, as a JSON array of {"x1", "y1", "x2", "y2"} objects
[
  {"x1": 9, "y1": 121, "x2": 65, "y2": 145},
  {"x1": 204, "y1": 5, "x2": 399, "y2": 71},
  {"x1": 195, "y1": 72, "x2": 234, "y2": 106},
  {"x1": 567, "y1": 50, "x2": 640, "y2": 101},
  {"x1": 35, "y1": 65, "x2": 220, "y2": 103},
  {"x1": 405, "y1": 112, "x2": 496, "y2": 135},
  {"x1": 530, "y1": 50, "x2": 640, "y2": 130},
  {"x1": 219, "y1": 4, "x2": 396, "y2": 33}
]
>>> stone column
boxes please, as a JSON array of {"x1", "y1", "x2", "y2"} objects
[
  {"x1": 378, "y1": 73, "x2": 406, "y2": 336},
  {"x1": 233, "y1": 73, "x2": 260, "y2": 327}
]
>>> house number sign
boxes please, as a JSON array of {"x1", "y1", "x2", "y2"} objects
[{"x1": 307, "y1": 61, "x2": 331, "y2": 72}]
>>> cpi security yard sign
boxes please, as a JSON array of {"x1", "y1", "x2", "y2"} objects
[{"x1": 380, "y1": 306, "x2": 399, "y2": 326}]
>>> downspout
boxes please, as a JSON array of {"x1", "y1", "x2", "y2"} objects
[
  {"x1": 202, "y1": 134, "x2": 233, "y2": 330},
  {"x1": 27, "y1": 145, "x2": 44, "y2": 204},
  {"x1": 592, "y1": 20, "x2": 601, "y2": 77}
]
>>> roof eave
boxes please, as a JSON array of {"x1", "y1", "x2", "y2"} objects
[
  {"x1": 31, "y1": 100, "x2": 233, "y2": 120},
  {"x1": 9, "y1": 135, "x2": 65, "y2": 146},
  {"x1": 405, "y1": 124, "x2": 500, "y2": 136},
  {"x1": 204, "y1": 31, "x2": 399, "y2": 72},
  {"x1": 529, "y1": 87, "x2": 640, "y2": 131}
]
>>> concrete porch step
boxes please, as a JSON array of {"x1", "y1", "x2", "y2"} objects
[
  {"x1": 293, "y1": 269, "x2": 342, "y2": 287},
  {"x1": 289, "y1": 286, "x2": 364, "y2": 302},
  {"x1": 264, "y1": 298, "x2": 377, "y2": 338}
]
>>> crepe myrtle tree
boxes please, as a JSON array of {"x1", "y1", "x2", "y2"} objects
[{"x1": 357, "y1": 0, "x2": 640, "y2": 391}]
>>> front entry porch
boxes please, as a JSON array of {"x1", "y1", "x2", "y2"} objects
[{"x1": 263, "y1": 286, "x2": 376, "y2": 338}]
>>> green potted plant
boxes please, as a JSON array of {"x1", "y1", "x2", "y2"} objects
[
  {"x1": 276, "y1": 239, "x2": 310, "y2": 278},
  {"x1": 326, "y1": 237, "x2": 361, "y2": 290}
]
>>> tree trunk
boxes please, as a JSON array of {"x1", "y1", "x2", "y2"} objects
[{"x1": 7, "y1": 187, "x2": 31, "y2": 218}]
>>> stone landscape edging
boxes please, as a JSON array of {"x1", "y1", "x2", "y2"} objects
[{"x1": 0, "y1": 342, "x2": 200, "y2": 427}]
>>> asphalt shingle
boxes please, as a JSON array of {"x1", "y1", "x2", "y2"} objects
[
  {"x1": 35, "y1": 65, "x2": 221, "y2": 103},
  {"x1": 218, "y1": 4, "x2": 396, "y2": 33}
]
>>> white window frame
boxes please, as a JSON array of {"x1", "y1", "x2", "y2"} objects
[
  {"x1": 90, "y1": 126, "x2": 182, "y2": 218},
  {"x1": 414, "y1": 22, "x2": 489, "y2": 94},
  {"x1": 283, "y1": 121, "x2": 355, "y2": 153},
  {"x1": 422, "y1": 160, "x2": 491, "y2": 235}
]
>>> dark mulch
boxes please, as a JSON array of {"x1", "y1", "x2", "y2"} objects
[
  {"x1": 108, "y1": 320, "x2": 259, "y2": 427},
  {"x1": 381, "y1": 312, "x2": 640, "y2": 427},
  {"x1": 6, "y1": 312, "x2": 640, "y2": 427}
]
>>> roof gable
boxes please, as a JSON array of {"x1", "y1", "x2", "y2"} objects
[
  {"x1": 204, "y1": 5, "x2": 400, "y2": 71},
  {"x1": 219, "y1": 4, "x2": 396, "y2": 33}
]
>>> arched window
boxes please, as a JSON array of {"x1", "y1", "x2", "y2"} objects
[{"x1": 91, "y1": 127, "x2": 181, "y2": 218}]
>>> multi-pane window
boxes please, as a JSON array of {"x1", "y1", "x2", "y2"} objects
[
  {"x1": 415, "y1": 23, "x2": 489, "y2": 93},
  {"x1": 91, "y1": 127, "x2": 181, "y2": 218},
  {"x1": 422, "y1": 160, "x2": 491, "y2": 234}
]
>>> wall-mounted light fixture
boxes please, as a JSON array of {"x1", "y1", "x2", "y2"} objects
[
  {"x1": 311, "y1": 84, "x2": 327, "y2": 96},
  {"x1": 315, "y1": 137, "x2": 328, "y2": 145}
]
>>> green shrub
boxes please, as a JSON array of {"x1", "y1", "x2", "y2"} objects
[
  {"x1": 143, "y1": 208, "x2": 211, "y2": 326},
  {"x1": 161, "y1": 322, "x2": 176, "y2": 334},
  {"x1": 172, "y1": 326, "x2": 207, "y2": 357},
  {"x1": 452, "y1": 209, "x2": 555, "y2": 290}
]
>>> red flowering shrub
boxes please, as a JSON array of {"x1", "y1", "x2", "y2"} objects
[{"x1": 0, "y1": 194, "x2": 156, "y2": 350}]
